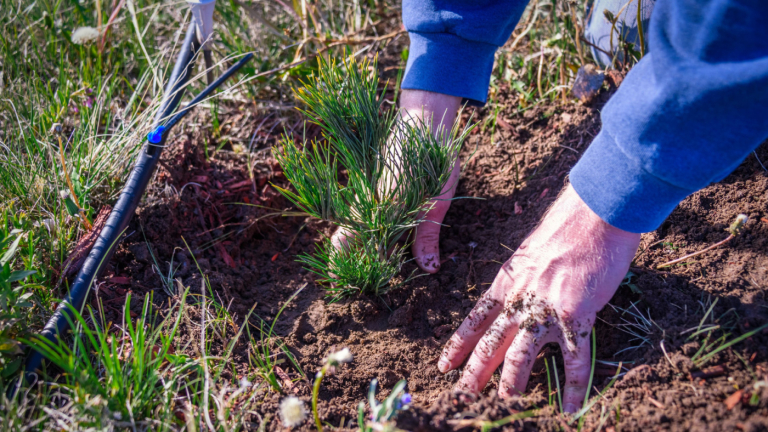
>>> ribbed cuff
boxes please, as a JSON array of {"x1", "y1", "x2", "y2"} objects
[
  {"x1": 402, "y1": 32, "x2": 498, "y2": 106},
  {"x1": 570, "y1": 130, "x2": 694, "y2": 233}
]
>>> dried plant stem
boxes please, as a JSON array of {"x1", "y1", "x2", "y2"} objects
[
  {"x1": 636, "y1": 0, "x2": 645, "y2": 58},
  {"x1": 58, "y1": 136, "x2": 92, "y2": 230},
  {"x1": 657, "y1": 235, "x2": 733, "y2": 269},
  {"x1": 559, "y1": 54, "x2": 567, "y2": 103}
]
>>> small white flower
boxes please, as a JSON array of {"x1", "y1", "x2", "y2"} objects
[
  {"x1": 113, "y1": 412, "x2": 122, "y2": 420},
  {"x1": 324, "y1": 347, "x2": 353, "y2": 366},
  {"x1": 239, "y1": 377, "x2": 252, "y2": 389},
  {"x1": 279, "y1": 396, "x2": 307, "y2": 428},
  {"x1": 71, "y1": 26, "x2": 100, "y2": 45},
  {"x1": 35, "y1": 218, "x2": 56, "y2": 234}
]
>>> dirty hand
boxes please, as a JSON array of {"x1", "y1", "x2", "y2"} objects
[
  {"x1": 438, "y1": 184, "x2": 641, "y2": 412},
  {"x1": 333, "y1": 89, "x2": 462, "y2": 273}
]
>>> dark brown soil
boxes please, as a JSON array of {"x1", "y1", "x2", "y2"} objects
[{"x1": 92, "y1": 53, "x2": 768, "y2": 431}]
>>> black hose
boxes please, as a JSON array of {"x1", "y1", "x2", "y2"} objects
[
  {"x1": 20, "y1": 21, "x2": 255, "y2": 387},
  {"x1": 19, "y1": 22, "x2": 255, "y2": 388},
  {"x1": 20, "y1": 22, "x2": 201, "y2": 382}
]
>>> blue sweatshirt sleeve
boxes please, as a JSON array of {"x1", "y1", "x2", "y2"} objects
[
  {"x1": 401, "y1": 0, "x2": 528, "y2": 104},
  {"x1": 570, "y1": 0, "x2": 768, "y2": 233}
]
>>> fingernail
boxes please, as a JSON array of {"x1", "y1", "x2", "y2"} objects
[
  {"x1": 437, "y1": 358, "x2": 450, "y2": 373},
  {"x1": 564, "y1": 403, "x2": 577, "y2": 413},
  {"x1": 419, "y1": 254, "x2": 440, "y2": 272}
]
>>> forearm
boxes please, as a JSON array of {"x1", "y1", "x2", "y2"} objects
[{"x1": 571, "y1": 0, "x2": 768, "y2": 233}]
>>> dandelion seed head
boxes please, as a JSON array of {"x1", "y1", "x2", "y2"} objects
[
  {"x1": 279, "y1": 396, "x2": 307, "y2": 428},
  {"x1": 71, "y1": 27, "x2": 100, "y2": 45},
  {"x1": 239, "y1": 377, "x2": 251, "y2": 389},
  {"x1": 324, "y1": 347, "x2": 353, "y2": 366}
]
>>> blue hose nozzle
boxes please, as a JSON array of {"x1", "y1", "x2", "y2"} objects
[{"x1": 147, "y1": 125, "x2": 167, "y2": 144}]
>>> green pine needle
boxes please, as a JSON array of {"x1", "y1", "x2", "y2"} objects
[{"x1": 275, "y1": 55, "x2": 473, "y2": 298}]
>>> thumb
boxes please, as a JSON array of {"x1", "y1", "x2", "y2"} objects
[
  {"x1": 412, "y1": 160, "x2": 460, "y2": 273},
  {"x1": 412, "y1": 201, "x2": 449, "y2": 273}
]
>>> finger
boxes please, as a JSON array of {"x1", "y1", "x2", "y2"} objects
[
  {"x1": 413, "y1": 160, "x2": 460, "y2": 274},
  {"x1": 453, "y1": 310, "x2": 520, "y2": 394},
  {"x1": 560, "y1": 329, "x2": 593, "y2": 414},
  {"x1": 412, "y1": 206, "x2": 447, "y2": 273},
  {"x1": 438, "y1": 289, "x2": 504, "y2": 373},
  {"x1": 330, "y1": 227, "x2": 355, "y2": 250},
  {"x1": 498, "y1": 324, "x2": 552, "y2": 398}
]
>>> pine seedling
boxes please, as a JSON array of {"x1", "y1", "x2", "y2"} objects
[{"x1": 275, "y1": 56, "x2": 473, "y2": 300}]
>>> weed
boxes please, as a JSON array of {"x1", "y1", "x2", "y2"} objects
[
  {"x1": 658, "y1": 214, "x2": 748, "y2": 269},
  {"x1": 679, "y1": 295, "x2": 766, "y2": 369},
  {"x1": 275, "y1": 55, "x2": 473, "y2": 299},
  {"x1": 16, "y1": 284, "x2": 268, "y2": 430},
  {"x1": 690, "y1": 322, "x2": 768, "y2": 369},
  {"x1": 569, "y1": 333, "x2": 623, "y2": 430},
  {"x1": 358, "y1": 378, "x2": 411, "y2": 432},
  {"x1": 280, "y1": 395, "x2": 308, "y2": 428},
  {"x1": 0, "y1": 225, "x2": 38, "y2": 378},
  {"x1": 552, "y1": 355, "x2": 564, "y2": 413},
  {"x1": 619, "y1": 271, "x2": 642, "y2": 295},
  {"x1": 490, "y1": 0, "x2": 590, "y2": 110},
  {"x1": 605, "y1": 302, "x2": 663, "y2": 355},
  {"x1": 248, "y1": 284, "x2": 306, "y2": 392},
  {"x1": 313, "y1": 347, "x2": 355, "y2": 431}
]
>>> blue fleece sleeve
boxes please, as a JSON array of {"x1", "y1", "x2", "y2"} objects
[
  {"x1": 401, "y1": 0, "x2": 528, "y2": 104},
  {"x1": 570, "y1": 0, "x2": 768, "y2": 233}
]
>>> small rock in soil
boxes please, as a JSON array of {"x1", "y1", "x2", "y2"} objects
[
  {"x1": 572, "y1": 64, "x2": 605, "y2": 103},
  {"x1": 388, "y1": 305, "x2": 413, "y2": 327},
  {"x1": 127, "y1": 243, "x2": 151, "y2": 262},
  {"x1": 671, "y1": 352, "x2": 694, "y2": 374},
  {"x1": 351, "y1": 299, "x2": 378, "y2": 323},
  {"x1": 379, "y1": 369, "x2": 401, "y2": 387},
  {"x1": 434, "y1": 324, "x2": 453, "y2": 338},
  {"x1": 617, "y1": 364, "x2": 658, "y2": 389}
]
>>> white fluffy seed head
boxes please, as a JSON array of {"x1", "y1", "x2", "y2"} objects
[
  {"x1": 71, "y1": 27, "x2": 100, "y2": 45},
  {"x1": 239, "y1": 377, "x2": 252, "y2": 389},
  {"x1": 729, "y1": 213, "x2": 749, "y2": 235},
  {"x1": 279, "y1": 396, "x2": 307, "y2": 428},
  {"x1": 325, "y1": 347, "x2": 353, "y2": 365}
]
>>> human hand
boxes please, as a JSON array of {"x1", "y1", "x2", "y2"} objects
[
  {"x1": 332, "y1": 89, "x2": 462, "y2": 273},
  {"x1": 438, "y1": 184, "x2": 641, "y2": 412}
]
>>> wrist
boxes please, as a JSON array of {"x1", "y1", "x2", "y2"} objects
[
  {"x1": 557, "y1": 184, "x2": 640, "y2": 242},
  {"x1": 399, "y1": 89, "x2": 461, "y2": 128}
]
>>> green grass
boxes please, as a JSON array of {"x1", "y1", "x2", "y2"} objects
[
  {"x1": 13, "y1": 285, "x2": 270, "y2": 430},
  {"x1": 684, "y1": 296, "x2": 767, "y2": 369},
  {"x1": 485, "y1": 0, "x2": 645, "y2": 120}
]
